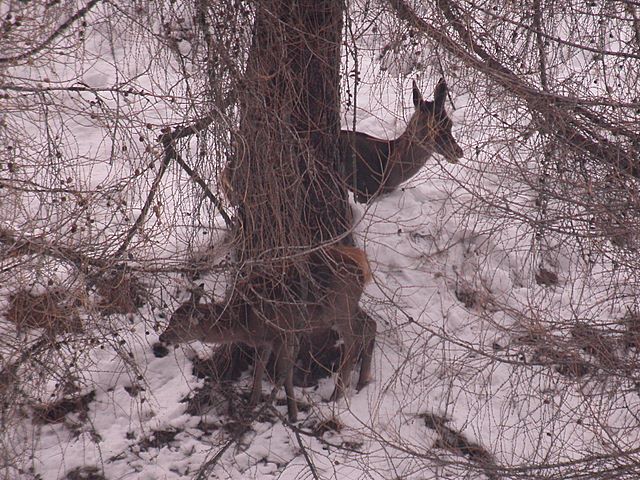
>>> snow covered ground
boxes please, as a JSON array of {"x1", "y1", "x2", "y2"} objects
[{"x1": 14, "y1": 158, "x2": 640, "y2": 479}]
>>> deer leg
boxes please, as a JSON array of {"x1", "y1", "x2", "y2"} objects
[
  {"x1": 356, "y1": 309, "x2": 376, "y2": 391},
  {"x1": 330, "y1": 323, "x2": 359, "y2": 401},
  {"x1": 273, "y1": 334, "x2": 299, "y2": 422},
  {"x1": 248, "y1": 344, "x2": 271, "y2": 408},
  {"x1": 294, "y1": 332, "x2": 313, "y2": 387}
]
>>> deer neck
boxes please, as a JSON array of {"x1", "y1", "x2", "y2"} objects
[
  {"x1": 385, "y1": 130, "x2": 433, "y2": 189},
  {"x1": 202, "y1": 302, "x2": 258, "y2": 345}
]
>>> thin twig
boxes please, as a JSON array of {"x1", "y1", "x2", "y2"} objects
[
  {"x1": 0, "y1": 335, "x2": 55, "y2": 396},
  {"x1": 194, "y1": 436, "x2": 239, "y2": 480},
  {"x1": 172, "y1": 150, "x2": 234, "y2": 229},
  {"x1": 114, "y1": 141, "x2": 172, "y2": 258},
  {"x1": 0, "y1": 226, "x2": 107, "y2": 271},
  {"x1": 294, "y1": 426, "x2": 320, "y2": 480},
  {"x1": 194, "y1": 399, "x2": 274, "y2": 480},
  {"x1": 0, "y1": 0, "x2": 102, "y2": 64},
  {"x1": 166, "y1": 119, "x2": 234, "y2": 228},
  {"x1": 114, "y1": 117, "x2": 233, "y2": 257}
]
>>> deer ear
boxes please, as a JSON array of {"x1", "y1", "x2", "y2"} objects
[
  {"x1": 188, "y1": 284, "x2": 205, "y2": 304},
  {"x1": 412, "y1": 80, "x2": 423, "y2": 108},
  {"x1": 433, "y1": 78, "x2": 448, "y2": 112}
]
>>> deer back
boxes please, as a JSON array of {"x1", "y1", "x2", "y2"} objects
[{"x1": 340, "y1": 79, "x2": 463, "y2": 202}]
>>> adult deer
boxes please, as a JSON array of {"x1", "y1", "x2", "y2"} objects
[
  {"x1": 159, "y1": 245, "x2": 375, "y2": 422},
  {"x1": 339, "y1": 78, "x2": 463, "y2": 203}
]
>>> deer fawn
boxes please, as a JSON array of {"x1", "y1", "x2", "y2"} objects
[
  {"x1": 159, "y1": 245, "x2": 375, "y2": 422},
  {"x1": 339, "y1": 78, "x2": 463, "y2": 203}
]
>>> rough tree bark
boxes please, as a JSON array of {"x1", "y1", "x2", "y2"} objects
[{"x1": 231, "y1": 0, "x2": 349, "y2": 262}]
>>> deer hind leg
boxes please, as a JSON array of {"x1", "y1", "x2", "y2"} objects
[
  {"x1": 330, "y1": 320, "x2": 360, "y2": 401},
  {"x1": 272, "y1": 334, "x2": 299, "y2": 422},
  {"x1": 248, "y1": 343, "x2": 272, "y2": 408},
  {"x1": 356, "y1": 309, "x2": 376, "y2": 391}
]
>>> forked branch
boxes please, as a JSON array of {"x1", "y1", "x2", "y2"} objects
[{"x1": 115, "y1": 117, "x2": 233, "y2": 257}]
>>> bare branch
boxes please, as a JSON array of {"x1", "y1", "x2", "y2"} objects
[
  {"x1": 0, "y1": 0, "x2": 101, "y2": 64},
  {"x1": 388, "y1": 0, "x2": 640, "y2": 177},
  {"x1": 114, "y1": 117, "x2": 233, "y2": 257}
]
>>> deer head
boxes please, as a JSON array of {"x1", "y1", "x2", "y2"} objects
[
  {"x1": 159, "y1": 288, "x2": 234, "y2": 345},
  {"x1": 410, "y1": 78, "x2": 463, "y2": 164}
]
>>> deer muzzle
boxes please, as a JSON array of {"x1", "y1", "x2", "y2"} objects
[
  {"x1": 158, "y1": 330, "x2": 174, "y2": 344},
  {"x1": 446, "y1": 143, "x2": 464, "y2": 164}
]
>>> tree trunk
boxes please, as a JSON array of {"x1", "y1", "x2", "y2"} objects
[
  {"x1": 231, "y1": 0, "x2": 349, "y2": 266},
  {"x1": 217, "y1": 0, "x2": 349, "y2": 386}
]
